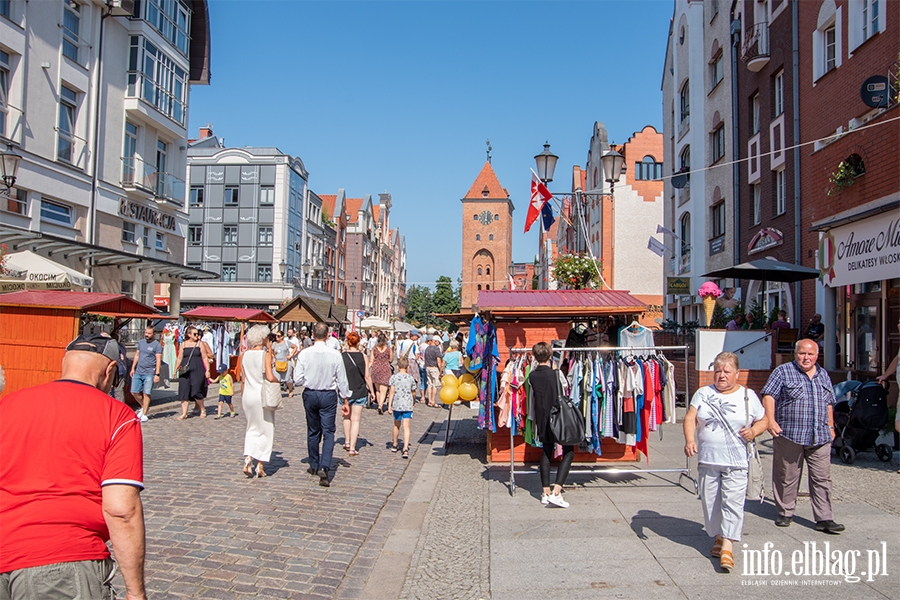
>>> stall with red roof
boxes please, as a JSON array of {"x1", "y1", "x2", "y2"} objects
[
  {"x1": 0, "y1": 290, "x2": 162, "y2": 398},
  {"x1": 440, "y1": 289, "x2": 652, "y2": 464}
]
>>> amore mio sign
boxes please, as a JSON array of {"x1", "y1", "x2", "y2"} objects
[{"x1": 819, "y1": 214, "x2": 900, "y2": 287}]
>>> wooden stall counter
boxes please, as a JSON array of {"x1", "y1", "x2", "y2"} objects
[{"x1": 488, "y1": 430, "x2": 638, "y2": 463}]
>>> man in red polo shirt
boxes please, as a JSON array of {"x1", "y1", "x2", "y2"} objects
[{"x1": 0, "y1": 333, "x2": 146, "y2": 600}]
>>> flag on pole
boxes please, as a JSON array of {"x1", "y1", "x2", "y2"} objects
[
  {"x1": 656, "y1": 224, "x2": 679, "y2": 240},
  {"x1": 525, "y1": 169, "x2": 552, "y2": 233},
  {"x1": 540, "y1": 202, "x2": 556, "y2": 231},
  {"x1": 647, "y1": 236, "x2": 667, "y2": 257},
  {"x1": 508, "y1": 273, "x2": 517, "y2": 290}
]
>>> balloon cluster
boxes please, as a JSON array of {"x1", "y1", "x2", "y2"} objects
[{"x1": 438, "y1": 373, "x2": 479, "y2": 404}]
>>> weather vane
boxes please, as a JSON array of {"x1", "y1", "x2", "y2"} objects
[{"x1": 486, "y1": 139, "x2": 492, "y2": 164}]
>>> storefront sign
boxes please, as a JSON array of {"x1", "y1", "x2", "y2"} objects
[
  {"x1": 667, "y1": 277, "x2": 690, "y2": 295},
  {"x1": 154, "y1": 296, "x2": 170, "y2": 308},
  {"x1": 819, "y1": 214, "x2": 900, "y2": 287},
  {"x1": 748, "y1": 227, "x2": 784, "y2": 255},
  {"x1": 118, "y1": 199, "x2": 177, "y2": 231}
]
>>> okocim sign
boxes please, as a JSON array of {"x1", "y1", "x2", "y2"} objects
[{"x1": 819, "y1": 213, "x2": 900, "y2": 287}]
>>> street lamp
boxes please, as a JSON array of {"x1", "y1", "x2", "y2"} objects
[
  {"x1": 533, "y1": 142, "x2": 558, "y2": 184},
  {"x1": 1, "y1": 144, "x2": 21, "y2": 193},
  {"x1": 534, "y1": 141, "x2": 626, "y2": 255},
  {"x1": 278, "y1": 259, "x2": 287, "y2": 283},
  {"x1": 599, "y1": 146, "x2": 625, "y2": 197}
]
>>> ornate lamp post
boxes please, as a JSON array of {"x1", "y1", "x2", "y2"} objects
[
  {"x1": 1, "y1": 144, "x2": 21, "y2": 194},
  {"x1": 534, "y1": 141, "x2": 624, "y2": 261}
]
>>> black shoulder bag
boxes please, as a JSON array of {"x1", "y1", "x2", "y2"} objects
[{"x1": 549, "y1": 370, "x2": 586, "y2": 446}]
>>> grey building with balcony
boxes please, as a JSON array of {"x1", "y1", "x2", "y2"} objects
[
  {"x1": 0, "y1": 0, "x2": 214, "y2": 314},
  {"x1": 180, "y1": 130, "x2": 329, "y2": 309}
]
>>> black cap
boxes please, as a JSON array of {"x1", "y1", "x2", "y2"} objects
[{"x1": 65, "y1": 333, "x2": 119, "y2": 363}]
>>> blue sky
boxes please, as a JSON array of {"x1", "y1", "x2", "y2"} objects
[{"x1": 188, "y1": 0, "x2": 673, "y2": 288}]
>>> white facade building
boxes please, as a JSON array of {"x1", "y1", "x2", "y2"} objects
[
  {"x1": 662, "y1": 0, "x2": 715, "y2": 323},
  {"x1": 0, "y1": 0, "x2": 213, "y2": 312}
]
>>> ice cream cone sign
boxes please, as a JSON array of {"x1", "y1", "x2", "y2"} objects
[{"x1": 698, "y1": 282, "x2": 723, "y2": 327}]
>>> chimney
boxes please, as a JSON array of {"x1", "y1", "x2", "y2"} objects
[{"x1": 199, "y1": 125, "x2": 214, "y2": 139}]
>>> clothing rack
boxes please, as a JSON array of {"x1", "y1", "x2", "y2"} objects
[{"x1": 505, "y1": 345, "x2": 696, "y2": 497}]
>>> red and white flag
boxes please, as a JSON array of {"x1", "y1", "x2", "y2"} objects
[
  {"x1": 524, "y1": 169, "x2": 552, "y2": 233},
  {"x1": 508, "y1": 273, "x2": 517, "y2": 290}
]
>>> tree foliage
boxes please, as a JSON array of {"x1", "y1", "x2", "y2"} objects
[{"x1": 403, "y1": 275, "x2": 460, "y2": 329}]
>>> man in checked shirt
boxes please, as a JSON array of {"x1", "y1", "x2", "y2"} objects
[{"x1": 761, "y1": 338, "x2": 844, "y2": 534}]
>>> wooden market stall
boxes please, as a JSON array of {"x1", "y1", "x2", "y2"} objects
[
  {"x1": 441, "y1": 289, "x2": 658, "y2": 464},
  {"x1": 272, "y1": 296, "x2": 329, "y2": 325},
  {"x1": 0, "y1": 290, "x2": 162, "y2": 398},
  {"x1": 180, "y1": 306, "x2": 278, "y2": 380}
]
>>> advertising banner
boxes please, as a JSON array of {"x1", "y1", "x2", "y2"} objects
[{"x1": 819, "y1": 214, "x2": 900, "y2": 287}]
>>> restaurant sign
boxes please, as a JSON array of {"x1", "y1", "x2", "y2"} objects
[
  {"x1": 119, "y1": 199, "x2": 177, "y2": 231},
  {"x1": 667, "y1": 277, "x2": 691, "y2": 295},
  {"x1": 819, "y1": 213, "x2": 900, "y2": 287}
]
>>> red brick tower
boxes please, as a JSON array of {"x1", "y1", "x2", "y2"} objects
[{"x1": 460, "y1": 162, "x2": 514, "y2": 311}]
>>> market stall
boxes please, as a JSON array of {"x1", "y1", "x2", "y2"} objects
[
  {"x1": 439, "y1": 289, "x2": 684, "y2": 464},
  {"x1": 179, "y1": 306, "x2": 277, "y2": 380},
  {"x1": 0, "y1": 290, "x2": 161, "y2": 398}
]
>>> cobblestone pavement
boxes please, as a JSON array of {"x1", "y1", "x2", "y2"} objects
[
  {"x1": 398, "y1": 412, "x2": 490, "y2": 600},
  {"x1": 114, "y1": 388, "x2": 442, "y2": 599}
]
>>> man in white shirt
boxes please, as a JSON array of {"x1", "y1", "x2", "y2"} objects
[{"x1": 293, "y1": 322, "x2": 350, "y2": 487}]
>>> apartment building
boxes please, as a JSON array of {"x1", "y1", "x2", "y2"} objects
[
  {"x1": 798, "y1": 0, "x2": 899, "y2": 374},
  {"x1": 180, "y1": 129, "x2": 328, "y2": 308},
  {"x1": 0, "y1": 0, "x2": 214, "y2": 311}
]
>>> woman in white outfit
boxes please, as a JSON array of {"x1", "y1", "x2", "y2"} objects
[
  {"x1": 240, "y1": 324, "x2": 278, "y2": 478},
  {"x1": 683, "y1": 351, "x2": 767, "y2": 573}
]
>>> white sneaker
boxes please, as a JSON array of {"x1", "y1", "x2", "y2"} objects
[
  {"x1": 541, "y1": 494, "x2": 550, "y2": 505},
  {"x1": 140, "y1": 414, "x2": 149, "y2": 423},
  {"x1": 547, "y1": 493, "x2": 569, "y2": 508}
]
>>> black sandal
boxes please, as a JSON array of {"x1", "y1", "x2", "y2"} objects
[
  {"x1": 402, "y1": 448, "x2": 409, "y2": 459},
  {"x1": 391, "y1": 445, "x2": 398, "y2": 452}
]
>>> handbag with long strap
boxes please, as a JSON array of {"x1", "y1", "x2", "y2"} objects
[
  {"x1": 549, "y1": 370, "x2": 586, "y2": 446},
  {"x1": 261, "y1": 354, "x2": 283, "y2": 410},
  {"x1": 744, "y1": 387, "x2": 765, "y2": 501}
]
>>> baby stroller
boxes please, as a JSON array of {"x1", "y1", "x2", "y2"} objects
[{"x1": 831, "y1": 380, "x2": 892, "y2": 464}]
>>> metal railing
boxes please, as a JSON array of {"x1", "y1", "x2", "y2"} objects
[
  {"x1": 121, "y1": 155, "x2": 185, "y2": 205},
  {"x1": 742, "y1": 21, "x2": 770, "y2": 63}
]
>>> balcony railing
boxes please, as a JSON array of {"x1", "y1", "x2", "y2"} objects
[
  {"x1": 122, "y1": 155, "x2": 185, "y2": 205},
  {"x1": 742, "y1": 21, "x2": 770, "y2": 72}
]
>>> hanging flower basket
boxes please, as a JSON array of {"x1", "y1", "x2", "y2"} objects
[{"x1": 553, "y1": 253, "x2": 603, "y2": 290}]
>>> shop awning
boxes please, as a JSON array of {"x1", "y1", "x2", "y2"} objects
[
  {"x1": 181, "y1": 306, "x2": 276, "y2": 323},
  {"x1": 474, "y1": 289, "x2": 647, "y2": 320},
  {"x1": 2, "y1": 250, "x2": 93, "y2": 290},
  {"x1": 0, "y1": 290, "x2": 162, "y2": 318},
  {"x1": 0, "y1": 227, "x2": 217, "y2": 281}
]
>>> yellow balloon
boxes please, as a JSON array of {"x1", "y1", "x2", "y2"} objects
[
  {"x1": 440, "y1": 385, "x2": 459, "y2": 404},
  {"x1": 458, "y1": 382, "x2": 478, "y2": 401},
  {"x1": 458, "y1": 373, "x2": 475, "y2": 385},
  {"x1": 441, "y1": 374, "x2": 459, "y2": 388}
]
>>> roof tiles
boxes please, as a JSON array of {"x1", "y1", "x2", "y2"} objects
[{"x1": 464, "y1": 162, "x2": 509, "y2": 199}]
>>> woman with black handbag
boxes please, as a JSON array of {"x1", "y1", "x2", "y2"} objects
[
  {"x1": 341, "y1": 331, "x2": 371, "y2": 456},
  {"x1": 529, "y1": 342, "x2": 575, "y2": 508}
]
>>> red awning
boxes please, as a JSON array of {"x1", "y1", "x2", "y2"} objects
[
  {"x1": 180, "y1": 306, "x2": 276, "y2": 323},
  {"x1": 476, "y1": 289, "x2": 647, "y2": 319},
  {"x1": 0, "y1": 290, "x2": 162, "y2": 318}
]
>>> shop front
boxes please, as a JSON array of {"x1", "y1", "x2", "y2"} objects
[{"x1": 815, "y1": 202, "x2": 900, "y2": 386}]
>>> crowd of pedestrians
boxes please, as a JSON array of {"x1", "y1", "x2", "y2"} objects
[{"x1": 5, "y1": 313, "x2": 894, "y2": 598}]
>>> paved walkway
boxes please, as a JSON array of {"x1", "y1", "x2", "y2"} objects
[
  {"x1": 119, "y1": 382, "x2": 900, "y2": 599},
  {"x1": 120, "y1": 385, "x2": 448, "y2": 599}
]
